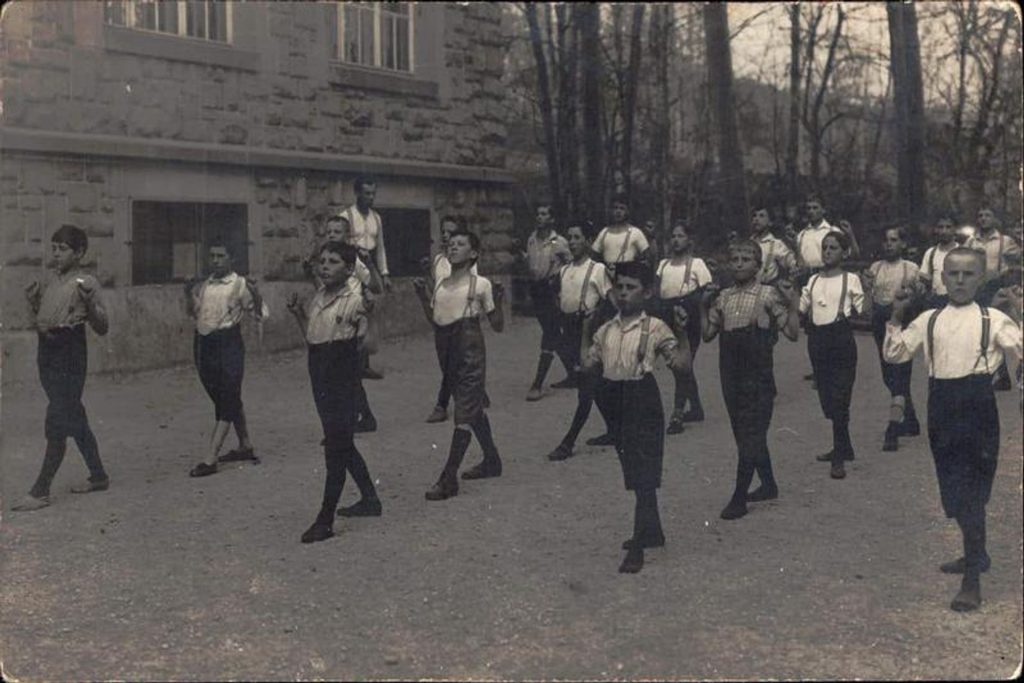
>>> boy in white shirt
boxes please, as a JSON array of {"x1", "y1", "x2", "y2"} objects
[
  {"x1": 414, "y1": 228, "x2": 506, "y2": 501},
  {"x1": 919, "y1": 215, "x2": 958, "y2": 309},
  {"x1": 590, "y1": 194, "x2": 651, "y2": 270},
  {"x1": 884, "y1": 247, "x2": 1022, "y2": 612}
]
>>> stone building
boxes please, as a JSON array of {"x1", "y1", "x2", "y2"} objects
[{"x1": 0, "y1": 1, "x2": 514, "y2": 380}]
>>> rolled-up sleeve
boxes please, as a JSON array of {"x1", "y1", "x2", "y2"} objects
[
  {"x1": 883, "y1": 312, "x2": 926, "y2": 364},
  {"x1": 993, "y1": 315, "x2": 1023, "y2": 364}
]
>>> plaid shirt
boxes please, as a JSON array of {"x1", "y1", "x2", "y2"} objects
[{"x1": 709, "y1": 282, "x2": 788, "y2": 332}]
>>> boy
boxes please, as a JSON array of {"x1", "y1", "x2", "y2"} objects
[
  {"x1": 919, "y1": 215, "x2": 958, "y2": 309},
  {"x1": 863, "y1": 227, "x2": 923, "y2": 451},
  {"x1": 583, "y1": 261, "x2": 690, "y2": 574},
  {"x1": 287, "y1": 242, "x2": 383, "y2": 543},
  {"x1": 591, "y1": 195, "x2": 651, "y2": 269},
  {"x1": 700, "y1": 240, "x2": 799, "y2": 520},
  {"x1": 546, "y1": 223, "x2": 614, "y2": 461},
  {"x1": 13, "y1": 225, "x2": 111, "y2": 511},
  {"x1": 413, "y1": 228, "x2": 506, "y2": 500},
  {"x1": 425, "y1": 215, "x2": 477, "y2": 423},
  {"x1": 884, "y1": 247, "x2": 1021, "y2": 612},
  {"x1": 521, "y1": 204, "x2": 572, "y2": 401},
  {"x1": 655, "y1": 224, "x2": 713, "y2": 432},
  {"x1": 750, "y1": 207, "x2": 797, "y2": 285},
  {"x1": 185, "y1": 241, "x2": 266, "y2": 478}
]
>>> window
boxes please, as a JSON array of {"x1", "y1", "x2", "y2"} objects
[
  {"x1": 378, "y1": 208, "x2": 430, "y2": 277},
  {"x1": 131, "y1": 201, "x2": 248, "y2": 285},
  {"x1": 331, "y1": 2, "x2": 413, "y2": 73},
  {"x1": 104, "y1": 1, "x2": 230, "y2": 43}
]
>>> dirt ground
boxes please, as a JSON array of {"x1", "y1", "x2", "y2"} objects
[{"x1": 1, "y1": 317, "x2": 1021, "y2": 681}]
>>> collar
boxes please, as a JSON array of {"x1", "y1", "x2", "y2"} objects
[
  {"x1": 613, "y1": 311, "x2": 648, "y2": 332},
  {"x1": 207, "y1": 272, "x2": 238, "y2": 285},
  {"x1": 977, "y1": 230, "x2": 1001, "y2": 242},
  {"x1": 571, "y1": 255, "x2": 592, "y2": 267},
  {"x1": 810, "y1": 220, "x2": 831, "y2": 231},
  {"x1": 531, "y1": 229, "x2": 559, "y2": 244},
  {"x1": 755, "y1": 232, "x2": 774, "y2": 242},
  {"x1": 732, "y1": 279, "x2": 760, "y2": 293},
  {"x1": 317, "y1": 280, "x2": 359, "y2": 308},
  {"x1": 349, "y1": 203, "x2": 373, "y2": 218}
]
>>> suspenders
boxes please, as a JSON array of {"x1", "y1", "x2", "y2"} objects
[
  {"x1": 636, "y1": 316, "x2": 651, "y2": 370},
  {"x1": 430, "y1": 274, "x2": 479, "y2": 320},
  {"x1": 808, "y1": 272, "x2": 848, "y2": 323},
  {"x1": 577, "y1": 260, "x2": 596, "y2": 314},
  {"x1": 926, "y1": 306, "x2": 991, "y2": 376},
  {"x1": 615, "y1": 228, "x2": 633, "y2": 263},
  {"x1": 657, "y1": 258, "x2": 695, "y2": 297}
]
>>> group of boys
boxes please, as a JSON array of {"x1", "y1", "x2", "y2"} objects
[{"x1": 10, "y1": 190, "x2": 1022, "y2": 612}]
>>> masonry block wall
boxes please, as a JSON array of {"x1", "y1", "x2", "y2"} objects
[{"x1": 0, "y1": 2, "x2": 514, "y2": 380}]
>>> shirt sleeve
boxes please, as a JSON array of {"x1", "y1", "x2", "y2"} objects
[
  {"x1": 799, "y1": 280, "x2": 812, "y2": 314},
  {"x1": 555, "y1": 237, "x2": 572, "y2": 265},
  {"x1": 633, "y1": 228, "x2": 650, "y2": 256},
  {"x1": 765, "y1": 287, "x2": 789, "y2": 328},
  {"x1": 652, "y1": 319, "x2": 679, "y2": 354},
  {"x1": 778, "y1": 242, "x2": 797, "y2": 272},
  {"x1": 849, "y1": 274, "x2": 866, "y2": 315},
  {"x1": 478, "y1": 278, "x2": 496, "y2": 315},
  {"x1": 374, "y1": 213, "x2": 389, "y2": 276},
  {"x1": 355, "y1": 259, "x2": 371, "y2": 285},
  {"x1": 592, "y1": 229, "x2": 607, "y2": 256},
  {"x1": 883, "y1": 310, "x2": 927, "y2": 364},
  {"x1": 597, "y1": 264, "x2": 612, "y2": 299},
  {"x1": 707, "y1": 295, "x2": 724, "y2": 328},
  {"x1": 919, "y1": 248, "x2": 933, "y2": 279},
  {"x1": 586, "y1": 323, "x2": 606, "y2": 366},
  {"x1": 992, "y1": 311, "x2": 1023, "y2": 364},
  {"x1": 694, "y1": 259, "x2": 713, "y2": 287}
]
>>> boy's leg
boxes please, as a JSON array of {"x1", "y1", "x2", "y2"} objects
[
  {"x1": 337, "y1": 446, "x2": 382, "y2": 517},
  {"x1": 27, "y1": 439, "x2": 67, "y2": 500},
  {"x1": 682, "y1": 316, "x2": 704, "y2": 420},
  {"x1": 232, "y1": 410, "x2": 254, "y2": 452},
  {"x1": 302, "y1": 433, "x2": 353, "y2": 542},
  {"x1": 721, "y1": 443, "x2": 756, "y2": 520},
  {"x1": 951, "y1": 502, "x2": 986, "y2": 611},
  {"x1": 463, "y1": 412, "x2": 502, "y2": 479},
  {"x1": 588, "y1": 379, "x2": 620, "y2": 445},
  {"x1": 621, "y1": 488, "x2": 660, "y2": 573},
  {"x1": 749, "y1": 430, "x2": 779, "y2": 501},
  {"x1": 550, "y1": 375, "x2": 597, "y2": 459},
  {"x1": 354, "y1": 380, "x2": 377, "y2": 432},
  {"x1": 426, "y1": 426, "x2": 472, "y2": 499}
]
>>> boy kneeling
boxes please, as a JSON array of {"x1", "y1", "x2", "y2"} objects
[{"x1": 582, "y1": 261, "x2": 690, "y2": 573}]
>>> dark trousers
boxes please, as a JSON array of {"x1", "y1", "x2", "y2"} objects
[
  {"x1": 529, "y1": 279, "x2": 563, "y2": 354},
  {"x1": 871, "y1": 305, "x2": 913, "y2": 398},
  {"x1": 30, "y1": 326, "x2": 106, "y2": 497},
  {"x1": 595, "y1": 374, "x2": 665, "y2": 491},
  {"x1": 194, "y1": 326, "x2": 245, "y2": 423},
  {"x1": 433, "y1": 328, "x2": 453, "y2": 409},
  {"x1": 308, "y1": 340, "x2": 377, "y2": 525},
  {"x1": 557, "y1": 313, "x2": 610, "y2": 447},
  {"x1": 807, "y1": 319, "x2": 857, "y2": 456},
  {"x1": 436, "y1": 317, "x2": 489, "y2": 425},
  {"x1": 657, "y1": 295, "x2": 703, "y2": 412},
  {"x1": 720, "y1": 326, "x2": 776, "y2": 466}
]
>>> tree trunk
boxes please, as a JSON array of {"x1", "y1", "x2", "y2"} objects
[
  {"x1": 579, "y1": 2, "x2": 604, "y2": 225},
  {"x1": 786, "y1": 4, "x2": 800, "y2": 202},
  {"x1": 620, "y1": 4, "x2": 645, "y2": 197},
  {"x1": 702, "y1": 3, "x2": 748, "y2": 237},
  {"x1": 525, "y1": 3, "x2": 564, "y2": 221},
  {"x1": 555, "y1": 3, "x2": 580, "y2": 221},
  {"x1": 886, "y1": 3, "x2": 927, "y2": 234}
]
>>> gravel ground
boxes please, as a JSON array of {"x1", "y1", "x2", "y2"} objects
[{"x1": 1, "y1": 317, "x2": 1021, "y2": 681}]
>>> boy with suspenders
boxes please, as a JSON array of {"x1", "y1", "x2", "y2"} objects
[
  {"x1": 863, "y1": 227, "x2": 924, "y2": 451},
  {"x1": 546, "y1": 224, "x2": 614, "y2": 461},
  {"x1": 884, "y1": 247, "x2": 1021, "y2": 612}
]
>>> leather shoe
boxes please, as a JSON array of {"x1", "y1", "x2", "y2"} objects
[
  {"x1": 337, "y1": 498, "x2": 382, "y2": 517},
  {"x1": 618, "y1": 548, "x2": 645, "y2": 573},
  {"x1": 425, "y1": 478, "x2": 458, "y2": 501},
  {"x1": 681, "y1": 408, "x2": 705, "y2": 423},
  {"x1": 526, "y1": 387, "x2": 543, "y2": 402},
  {"x1": 461, "y1": 460, "x2": 502, "y2": 480},
  {"x1": 720, "y1": 500, "x2": 748, "y2": 520},
  {"x1": 940, "y1": 555, "x2": 991, "y2": 574},
  {"x1": 300, "y1": 523, "x2": 334, "y2": 544},
  {"x1": 11, "y1": 494, "x2": 50, "y2": 511},
  {"x1": 70, "y1": 478, "x2": 110, "y2": 494},
  {"x1": 425, "y1": 406, "x2": 447, "y2": 423},
  {"x1": 586, "y1": 433, "x2": 616, "y2": 447},
  {"x1": 830, "y1": 463, "x2": 846, "y2": 479},
  {"x1": 550, "y1": 375, "x2": 578, "y2": 389},
  {"x1": 547, "y1": 444, "x2": 574, "y2": 462},
  {"x1": 622, "y1": 532, "x2": 665, "y2": 550}
]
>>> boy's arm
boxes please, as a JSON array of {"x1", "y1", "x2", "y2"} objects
[
  {"x1": 700, "y1": 285, "x2": 722, "y2": 342},
  {"x1": 244, "y1": 277, "x2": 265, "y2": 321},
  {"x1": 286, "y1": 292, "x2": 309, "y2": 342},
  {"x1": 773, "y1": 280, "x2": 800, "y2": 342},
  {"x1": 883, "y1": 291, "x2": 924, "y2": 364},
  {"x1": 838, "y1": 220, "x2": 861, "y2": 258},
  {"x1": 412, "y1": 278, "x2": 434, "y2": 325},
  {"x1": 486, "y1": 282, "x2": 505, "y2": 333},
  {"x1": 365, "y1": 260, "x2": 384, "y2": 296},
  {"x1": 581, "y1": 326, "x2": 603, "y2": 374},
  {"x1": 24, "y1": 281, "x2": 42, "y2": 317},
  {"x1": 663, "y1": 311, "x2": 691, "y2": 374},
  {"x1": 77, "y1": 277, "x2": 109, "y2": 336}
]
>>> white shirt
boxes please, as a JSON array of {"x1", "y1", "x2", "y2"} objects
[
  {"x1": 432, "y1": 274, "x2": 495, "y2": 327},
  {"x1": 754, "y1": 233, "x2": 797, "y2": 283},
  {"x1": 965, "y1": 230, "x2": 1020, "y2": 276},
  {"x1": 656, "y1": 257, "x2": 712, "y2": 298},
  {"x1": 799, "y1": 271, "x2": 865, "y2": 325},
  {"x1": 432, "y1": 253, "x2": 477, "y2": 283},
  {"x1": 592, "y1": 225, "x2": 650, "y2": 263},
  {"x1": 305, "y1": 279, "x2": 366, "y2": 344},
  {"x1": 883, "y1": 303, "x2": 1022, "y2": 379},
  {"x1": 867, "y1": 259, "x2": 919, "y2": 305},
  {"x1": 919, "y1": 243, "x2": 957, "y2": 295},
  {"x1": 194, "y1": 272, "x2": 265, "y2": 336},
  {"x1": 559, "y1": 257, "x2": 611, "y2": 314},
  {"x1": 526, "y1": 230, "x2": 571, "y2": 280},
  {"x1": 796, "y1": 220, "x2": 835, "y2": 269},
  {"x1": 341, "y1": 204, "x2": 388, "y2": 276},
  {"x1": 587, "y1": 312, "x2": 678, "y2": 381}
]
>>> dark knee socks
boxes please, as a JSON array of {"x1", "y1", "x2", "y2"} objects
[
  {"x1": 958, "y1": 507, "x2": 987, "y2": 576},
  {"x1": 346, "y1": 448, "x2": 378, "y2": 501},
  {"x1": 317, "y1": 444, "x2": 351, "y2": 526},
  {"x1": 29, "y1": 439, "x2": 67, "y2": 498},
  {"x1": 731, "y1": 455, "x2": 757, "y2": 504},
  {"x1": 672, "y1": 369, "x2": 687, "y2": 413},
  {"x1": 832, "y1": 419, "x2": 852, "y2": 460},
  {"x1": 633, "y1": 488, "x2": 663, "y2": 541},
  {"x1": 470, "y1": 413, "x2": 500, "y2": 464},
  {"x1": 560, "y1": 395, "x2": 594, "y2": 449},
  {"x1": 74, "y1": 427, "x2": 107, "y2": 481},
  {"x1": 531, "y1": 351, "x2": 555, "y2": 389},
  {"x1": 442, "y1": 427, "x2": 473, "y2": 480},
  {"x1": 755, "y1": 439, "x2": 776, "y2": 490}
]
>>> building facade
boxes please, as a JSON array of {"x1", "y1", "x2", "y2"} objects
[{"x1": 0, "y1": 1, "x2": 514, "y2": 380}]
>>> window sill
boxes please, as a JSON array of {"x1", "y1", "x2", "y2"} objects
[
  {"x1": 327, "y1": 62, "x2": 438, "y2": 100},
  {"x1": 103, "y1": 25, "x2": 260, "y2": 72}
]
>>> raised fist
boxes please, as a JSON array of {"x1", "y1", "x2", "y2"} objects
[
  {"x1": 673, "y1": 304, "x2": 688, "y2": 329},
  {"x1": 701, "y1": 283, "x2": 721, "y2": 305},
  {"x1": 493, "y1": 282, "x2": 505, "y2": 301}
]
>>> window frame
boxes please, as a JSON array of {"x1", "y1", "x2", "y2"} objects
[
  {"x1": 335, "y1": 2, "x2": 415, "y2": 74},
  {"x1": 104, "y1": 0, "x2": 233, "y2": 44}
]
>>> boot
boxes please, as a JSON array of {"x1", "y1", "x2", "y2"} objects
[
  {"x1": 882, "y1": 422, "x2": 899, "y2": 452},
  {"x1": 425, "y1": 475, "x2": 459, "y2": 501},
  {"x1": 898, "y1": 406, "x2": 921, "y2": 436},
  {"x1": 950, "y1": 573, "x2": 982, "y2": 612}
]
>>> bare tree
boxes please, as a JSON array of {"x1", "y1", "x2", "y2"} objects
[
  {"x1": 800, "y1": 4, "x2": 846, "y2": 191},
  {"x1": 887, "y1": 2, "x2": 927, "y2": 232},
  {"x1": 580, "y1": 2, "x2": 604, "y2": 224},
  {"x1": 524, "y1": 3, "x2": 564, "y2": 220},
  {"x1": 786, "y1": 4, "x2": 801, "y2": 202}
]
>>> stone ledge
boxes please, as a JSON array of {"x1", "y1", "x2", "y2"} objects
[
  {"x1": 103, "y1": 25, "x2": 261, "y2": 72},
  {"x1": 327, "y1": 62, "x2": 439, "y2": 100},
  {"x1": 0, "y1": 127, "x2": 515, "y2": 184}
]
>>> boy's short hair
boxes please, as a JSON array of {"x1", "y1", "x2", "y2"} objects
[
  {"x1": 884, "y1": 225, "x2": 909, "y2": 241},
  {"x1": 823, "y1": 229, "x2": 851, "y2": 252},
  {"x1": 943, "y1": 246, "x2": 985, "y2": 271},
  {"x1": 353, "y1": 175, "x2": 376, "y2": 192},
  {"x1": 805, "y1": 194, "x2": 824, "y2": 206},
  {"x1": 440, "y1": 215, "x2": 465, "y2": 231},
  {"x1": 610, "y1": 193, "x2": 630, "y2": 207},
  {"x1": 449, "y1": 227, "x2": 481, "y2": 252},
  {"x1": 319, "y1": 240, "x2": 358, "y2": 265},
  {"x1": 729, "y1": 238, "x2": 763, "y2": 265},
  {"x1": 933, "y1": 211, "x2": 957, "y2": 224},
  {"x1": 613, "y1": 260, "x2": 653, "y2": 288},
  {"x1": 208, "y1": 236, "x2": 232, "y2": 256},
  {"x1": 565, "y1": 222, "x2": 591, "y2": 240},
  {"x1": 51, "y1": 224, "x2": 88, "y2": 253}
]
